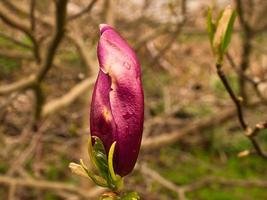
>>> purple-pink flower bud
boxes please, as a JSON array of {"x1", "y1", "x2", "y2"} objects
[{"x1": 90, "y1": 24, "x2": 144, "y2": 177}]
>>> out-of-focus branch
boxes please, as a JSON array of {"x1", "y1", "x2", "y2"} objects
[
  {"x1": 138, "y1": 163, "x2": 267, "y2": 199},
  {"x1": 0, "y1": 4, "x2": 40, "y2": 62},
  {"x1": 138, "y1": 164, "x2": 187, "y2": 200},
  {"x1": 36, "y1": 0, "x2": 68, "y2": 82},
  {"x1": 216, "y1": 63, "x2": 247, "y2": 129},
  {"x1": 226, "y1": 53, "x2": 267, "y2": 105},
  {"x1": 30, "y1": 0, "x2": 36, "y2": 32},
  {"x1": 42, "y1": 77, "x2": 95, "y2": 117},
  {"x1": 0, "y1": 32, "x2": 32, "y2": 49},
  {"x1": 216, "y1": 62, "x2": 267, "y2": 159},
  {"x1": 0, "y1": 49, "x2": 33, "y2": 60},
  {"x1": 142, "y1": 108, "x2": 237, "y2": 150},
  {"x1": 68, "y1": 34, "x2": 97, "y2": 74},
  {"x1": 0, "y1": 75, "x2": 36, "y2": 95},
  {"x1": 0, "y1": 175, "x2": 105, "y2": 199},
  {"x1": 148, "y1": 0, "x2": 187, "y2": 68},
  {"x1": 68, "y1": 0, "x2": 98, "y2": 21},
  {"x1": 235, "y1": 0, "x2": 253, "y2": 104}
]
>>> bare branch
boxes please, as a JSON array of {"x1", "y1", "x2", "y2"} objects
[
  {"x1": 0, "y1": 4, "x2": 40, "y2": 62},
  {"x1": 216, "y1": 63, "x2": 247, "y2": 129},
  {"x1": 0, "y1": 32, "x2": 32, "y2": 49},
  {"x1": 0, "y1": 75, "x2": 36, "y2": 95},
  {"x1": 30, "y1": 0, "x2": 36, "y2": 32},
  {"x1": 215, "y1": 64, "x2": 267, "y2": 159},
  {"x1": 142, "y1": 108, "x2": 237, "y2": 150},
  {"x1": 68, "y1": 0, "x2": 98, "y2": 21},
  {"x1": 42, "y1": 77, "x2": 95, "y2": 117},
  {"x1": 0, "y1": 175, "x2": 105, "y2": 199},
  {"x1": 36, "y1": 0, "x2": 68, "y2": 82},
  {"x1": 0, "y1": 49, "x2": 33, "y2": 60},
  {"x1": 138, "y1": 164, "x2": 187, "y2": 200}
]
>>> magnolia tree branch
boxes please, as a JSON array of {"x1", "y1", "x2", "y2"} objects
[
  {"x1": 216, "y1": 63, "x2": 267, "y2": 159},
  {"x1": 67, "y1": 0, "x2": 98, "y2": 21},
  {"x1": 0, "y1": 75, "x2": 36, "y2": 95},
  {"x1": 235, "y1": 0, "x2": 253, "y2": 104},
  {"x1": 226, "y1": 52, "x2": 267, "y2": 105},
  {"x1": 30, "y1": 0, "x2": 36, "y2": 32},
  {"x1": 0, "y1": 175, "x2": 105, "y2": 199},
  {"x1": 138, "y1": 164, "x2": 267, "y2": 199},
  {"x1": 0, "y1": 4, "x2": 40, "y2": 62},
  {"x1": 142, "y1": 108, "x2": 237, "y2": 150},
  {"x1": 42, "y1": 77, "x2": 95, "y2": 117},
  {"x1": 0, "y1": 49, "x2": 33, "y2": 60},
  {"x1": 36, "y1": 0, "x2": 68, "y2": 82},
  {"x1": 0, "y1": 32, "x2": 32, "y2": 49}
]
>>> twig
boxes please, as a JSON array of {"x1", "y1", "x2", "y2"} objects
[
  {"x1": 0, "y1": 75, "x2": 36, "y2": 95},
  {"x1": 0, "y1": 175, "x2": 105, "y2": 199},
  {"x1": 0, "y1": 32, "x2": 32, "y2": 49},
  {"x1": 36, "y1": 0, "x2": 68, "y2": 82},
  {"x1": 235, "y1": 0, "x2": 253, "y2": 104},
  {"x1": 67, "y1": 0, "x2": 98, "y2": 21},
  {"x1": 0, "y1": 49, "x2": 33, "y2": 60},
  {"x1": 138, "y1": 164, "x2": 187, "y2": 200},
  {"x1": 216, "y1": 63, "x2": 247, "y2": 129},
  {"x1": 215, "y1": 63, "x2": 267, "y2": 159},
  {"x1": 142, "y1": 108, "x2": 237, "y2": 150},
  {"x1": 226, "y1": 52, "x2": 267, "y2": 105},
  {"x1": 0, "y1": 4, "x2": 40, "y2": 62},
  {"x1": 30, "y1": 0, "x2": 36, "y2": 32},
  {"x1": 138, "y1": 164, "x2": 267, "y2": 199},
  {"x1": 42, "y1": 77, "x2": 95, "y2": 117}
]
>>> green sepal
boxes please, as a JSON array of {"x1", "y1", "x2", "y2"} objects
[
  {"x1": 69, "y1": 160, "x2": 108, "y2": 187},
  {"x1": 108, "y1": 141, "x2": 123, "y2": 190},
  {"x1": 79, "y1": 159, "x2": 108, "y2": 187},
  {"x1": 70, "y1": 136, "x2": 124, "y2": 191},
  {"x1": 91, "y1": 136, "x2": 110, "y2": 180}
]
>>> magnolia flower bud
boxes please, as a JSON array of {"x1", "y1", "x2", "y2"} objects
[
  {"x1": 213, "y1": 6, "x2": 235, "y2": 51},
  {"x1": 90, "y1": 24, "x2": 144, "y2": 177}
]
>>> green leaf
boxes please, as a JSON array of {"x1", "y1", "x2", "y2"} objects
[
  {"x1": 221, "y1": 10, "x2": 237, "y2": 54},
  {"x1": 207, "y1": 7, "x2": 216, "y2": 46},
  {"x1": 92, "y1": 137, "x2": 110, "y2": 179},
  {"x1": 121, "y1": 192, "x2": 140, "y2": 200},
  {"x1": 80, "y1": 159, "x2": 108, "y2": 187}
]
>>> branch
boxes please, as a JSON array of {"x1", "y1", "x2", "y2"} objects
[
  {"x1": 0, "y1": 175, "x2": 105, "y2": 199},
  {"x1": 216, "y1": 63, "x2": 267, "y2": 159},
  {"x1": 0, "y1": 4, "x2": 40, "y2": 62},
  {"x1": 142, "y1": 108, "x2": 237, "y2": 151},
  {"x1": 67, "y1": 0, "x2": 98, "y2": 21},
  {"x1": 0, "y1": 32, "x2": 32, "y2": 49},
  {"x1": 0, "y1": 49, "x2": 33, "y2": 60},
  {"x1": 30, "y1": 0, "x2": 36, "y2": 32},
  {"x1": 36, "y1": 0, "x2": 68, "y2": 82},
  {"x1": 138, "y1": 164, "x2": 267, "y2": 199},
  {"x1": 216, "y1": 63, "x2": 247, "y2": 129},
  {"x1": 138, "y1": 164, "x2": 187, "y2": 200},
  {"x1": 42, "y1": 77, "x2": 95, "y2": 117},
  {"x1": 0, "y1": 75, "x2": 36, "y2": 95}
]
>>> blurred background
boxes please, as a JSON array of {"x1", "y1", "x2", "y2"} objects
[{"x1": 1, "y1": 0, "x2": 267, "y2": 199}]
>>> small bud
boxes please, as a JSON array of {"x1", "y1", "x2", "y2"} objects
[
  {"x1": 69, "y1": 162, "x2": 88, "y2": 177},
  {"x1": 245, "y1": 127, "x2": 253, "y2": 136},
  {"x1": 213, "y1": 6, "x2": 234, "y2": 50},
  {"x1": 207, "y1": 5, "x2": 236, "y2": 63},
  {"x1": 238, "y1": 150, "x2": 250, "y2": 157}
]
